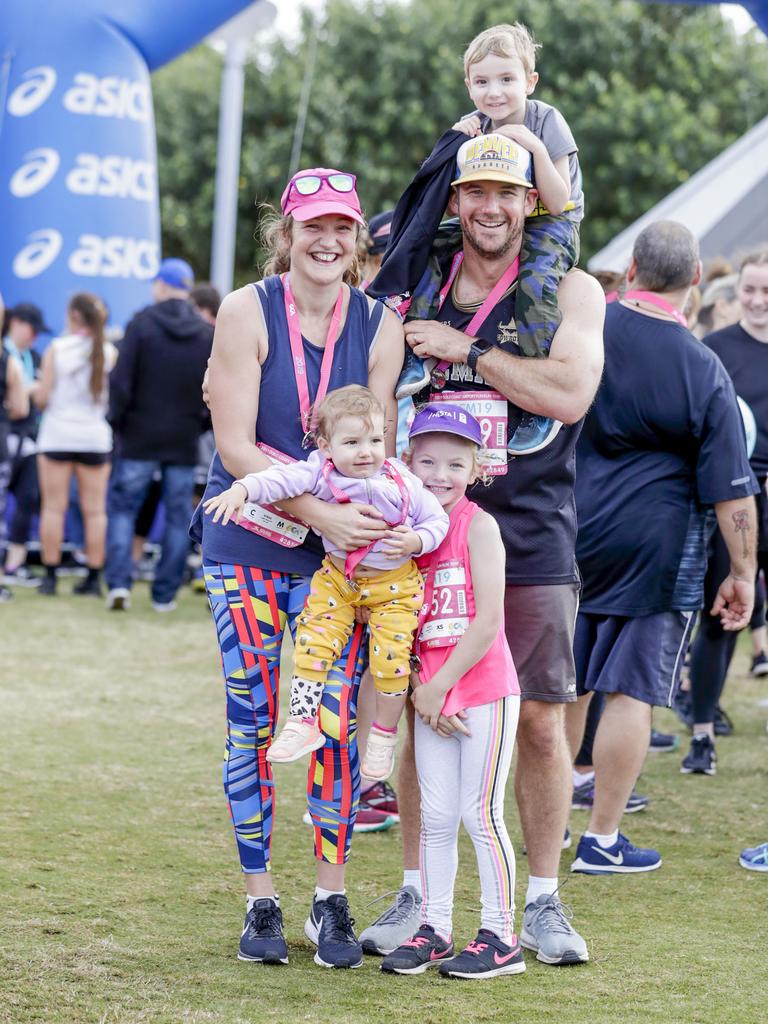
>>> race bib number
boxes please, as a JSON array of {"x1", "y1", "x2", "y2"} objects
[
  {"x1": 418, "y1": 560, "x2": 470, "y2": 649},
  {"x1": 237, "y1": 443, "x2": 309, "y2": 548},
  {"x1": 428, "y1": 389, "x2": 508, "y2": 475}
]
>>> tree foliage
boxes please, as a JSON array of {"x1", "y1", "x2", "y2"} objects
[{"x1": 152, "y1": 0, "x2": 768, "y2": 286}]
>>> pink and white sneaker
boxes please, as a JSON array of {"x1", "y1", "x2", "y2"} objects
[
  {"x1": 361, "y1": 726, "x2": 398, "y2": 781},
  {"x1": 267, "y1": 716, "x2": 325, "y2": 763}
]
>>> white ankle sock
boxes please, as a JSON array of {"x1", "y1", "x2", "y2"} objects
[
  {"x1": 246, "y1": 894, "x2": 278, "y2": 910},
  {"x1": 573, "y1": 768, "x2": 595, "y2": 786},
  {"x1": 403, "y1": 870, "x2": 422, "y2": 896},
  {"x1": 525, "y1": 876, "x2": 558, "y2": 906},
  {"x1": 585, "y1": 829, "x2": 619, "y2": 848},
  {"x1": 315, "y1": 886, "x2": 344, "y2": 902}
]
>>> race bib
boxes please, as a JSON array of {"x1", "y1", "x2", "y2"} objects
[
  {"x1": 418, "y1": 559, "x2": 470, "y2": 649},
  {"x1": 429, "y1": 389, "x2": 508, "y2": 475},
  {"x1": 237, "y1": 443, "x2": 309, "y2": 548}
]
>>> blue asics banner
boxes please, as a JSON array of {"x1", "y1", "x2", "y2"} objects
[{"x1": 0, "y1": 0, "x2": 252, "y2": 333}]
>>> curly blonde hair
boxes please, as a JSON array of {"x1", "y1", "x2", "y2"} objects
[{"x1": 260, "y1": 206, "x2": 363, "y2": 286}]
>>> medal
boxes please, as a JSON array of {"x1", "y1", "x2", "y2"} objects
[{"x1": 430, "y1": 367, "x2": 447, "y2": 390}]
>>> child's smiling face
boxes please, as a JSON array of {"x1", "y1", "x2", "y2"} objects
[
  {"x1": 465, "y1": 53, "x2": 538, "y2": 126},
  {"x1": 408, "y1": 434, "x2": 479, "y2": 512}
]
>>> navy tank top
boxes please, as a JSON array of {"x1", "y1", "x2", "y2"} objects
[
  {"x1": 192, "y1": 275, "x2": 385, "y2": 575},
  {"x1": 431, "y1": 278, "x2": 581, "y2": 586}
]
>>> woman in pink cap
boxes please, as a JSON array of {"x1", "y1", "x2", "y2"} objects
[{"x1": 191, "y1": 168, "x2": 403, "y2": 968}]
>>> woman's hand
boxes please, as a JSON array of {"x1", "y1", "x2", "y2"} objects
[
  {"x1": 203, "y1": 481, "x2": 248, "y2": 526},
  {"x1": 313, "y1": 502, "x2": 388, "y2": 552},
  {"x1": 381, "y1": 525, "x2": 422, "y2": 559}
]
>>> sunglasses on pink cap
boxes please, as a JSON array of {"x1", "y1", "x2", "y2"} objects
[{"x1": 287, "y1": 171, "x2": 357, "y2": 200}]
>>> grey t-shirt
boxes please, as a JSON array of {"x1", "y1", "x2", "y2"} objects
[{"x1": 477, "y1": 98, "x2": 583, "y2": 219}]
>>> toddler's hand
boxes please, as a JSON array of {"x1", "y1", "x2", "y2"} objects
[
  {"x1": 452, "y1": 114, "x2": 482, "y2": 137},
  {"x1": 203, "y1": 482, "x2": 248, "y2": 526},
  {"x1": 493, "y1": 122, "x2": 541, "y2": 154},
  {"x1": 381, "y1": 525, "x2": 422, "y2": 559}
]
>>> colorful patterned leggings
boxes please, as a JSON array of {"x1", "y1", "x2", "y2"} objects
[{"x1": 204, "y1": 562, "x2": 366, "y2": 873}]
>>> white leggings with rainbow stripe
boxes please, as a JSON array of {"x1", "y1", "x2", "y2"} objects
[{"x1": 415, "y1": 695, "x2": 520, "y2": 943}]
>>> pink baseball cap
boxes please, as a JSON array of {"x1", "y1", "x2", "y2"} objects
[{"x1": 281, "y1": 168, "x2": 365, "y2": 226}]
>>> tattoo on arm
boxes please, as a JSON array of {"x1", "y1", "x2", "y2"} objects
[{"x1": 732, "y1": 509, "x2": 751, "y2": 559}]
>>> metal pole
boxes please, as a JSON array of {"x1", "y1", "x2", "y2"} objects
[
  {"x1": 288, "y1": 18, "x2": 319, "y2": 177},
  {"x1": 210, "y1": 37, "x2": 247, "y2": 297}
]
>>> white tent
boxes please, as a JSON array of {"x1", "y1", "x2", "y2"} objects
[{"x1": 588, "y1": 114, "x2": 768, "y2": 272}]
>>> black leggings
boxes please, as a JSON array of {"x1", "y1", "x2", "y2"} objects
[
  {"x1": 688, "y1": 526, "x2": 768, "y2": 726},
  {"x1": 8, "y1": 452, "x2": 39, "y2": 544}
]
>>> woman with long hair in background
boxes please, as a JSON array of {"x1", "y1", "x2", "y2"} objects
[{"x1": 33, "y1": 292, "x2": 117, "y2": 596}]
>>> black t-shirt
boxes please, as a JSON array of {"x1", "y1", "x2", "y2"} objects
[
  {"x1": 420, "y1": 277, "x2": 581, "y2": 586},
  {"x1": 704, "y1": 322, "x2": 768, "y2": 477},
  {"x1": 576, "y1": 303, "x2": 757, "y2": 616}
]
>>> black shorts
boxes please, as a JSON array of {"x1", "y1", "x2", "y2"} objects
[
  {"x1": 504, "y1": 583, "x2": 579, "y2": 702},
  {"x1": 40, "y1": 451, "x2": 111, "y2": 467}
]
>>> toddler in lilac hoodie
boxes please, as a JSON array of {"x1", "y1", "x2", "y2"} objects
[{"x1": 204, "y1": 385, "x2": 448, "y2": 779}]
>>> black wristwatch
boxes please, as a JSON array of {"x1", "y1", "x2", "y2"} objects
[{"x1": 466, "y1": 337, "x2": 494, "y2": 372}]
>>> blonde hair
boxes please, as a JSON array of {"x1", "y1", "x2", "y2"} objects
[
  {"x1": 404, "y1": 432, "x2": 491, "y2": 487},
  {"x1": 739, "y1": 247, "x2": 768, "y2": 276},
  {"x1": 311, "y1": 385, "x2": 384, "y2": 442},
  {"x1": 464, "y1": 22, "x2": 540, "y2": 78},
  {"x1": 260, "y1": 206, "x2": 363, "y2": 287}
]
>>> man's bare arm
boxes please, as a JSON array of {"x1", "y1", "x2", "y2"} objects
[
  {"x1": 404, "y1": 270, "x2": 605, "y2": 424},
  {"x1": 711, "y1": 496, "x2": 757, "y2": 630}
]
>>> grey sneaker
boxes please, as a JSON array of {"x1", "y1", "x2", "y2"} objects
[
  {"x1": 520, "y1": 893, "x2": 589, "y2": 965},
  {"x1": 359, "y1": 885, "x2": 422, "y2": 955}
]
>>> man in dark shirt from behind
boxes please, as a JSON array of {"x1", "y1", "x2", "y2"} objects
[
  {"x1": 105, "y1": 258, "x2": 213, "y2": 612},
  {"x1": 567, "y1": 222, "x2": 758, "y2": 876}
]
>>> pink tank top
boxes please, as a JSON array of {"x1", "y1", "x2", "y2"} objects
[{"x1": 415, "y1": 497, "x2": 519, "y2": 717}]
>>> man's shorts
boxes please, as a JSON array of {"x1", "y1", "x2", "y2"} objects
[
  {"x1": 504, "y1": 583, "x2": 579, "y2": 703},
  {"x1": 574, "y1": 609, "x2": 697, "y2": 708}
]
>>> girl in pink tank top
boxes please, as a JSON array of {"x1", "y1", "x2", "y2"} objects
[{"x1": 380, "y1": 404, "x2": 523, "y2": 981}]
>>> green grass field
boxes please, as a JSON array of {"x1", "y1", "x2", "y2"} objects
[{"x1": 2, "y1": 582, "x2": 767, "y2": 1024}]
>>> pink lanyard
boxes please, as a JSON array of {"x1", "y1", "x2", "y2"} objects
[
  {"x1": 282, "y1": 274, "x2": 345, "y2": 443},
  {"x1": 433, "y1": 252, "x2": 520, "y2": 373},
  {"x1": 321, "y1": 459, "x2": 411, "y2": 577},
  {"x1": 619, "y1": 289, "x2": 689, "y2": 328}
]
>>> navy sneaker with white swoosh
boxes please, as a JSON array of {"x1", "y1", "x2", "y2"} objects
[
  {"x1": 571, "y1": 833, "x2": 662, "y2": 874},
  {"x1": 439, "y1": 929, "x2": 526, "y2": 979},
  {"x1": 304, "y1": 894, "x2": 363, "y2": 968}
]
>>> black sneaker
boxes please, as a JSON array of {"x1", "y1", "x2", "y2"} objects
[
  {"x1": 238, "y1": 898, "x2": 288, "y2": 964},
  {"x1": 38, "y1": 575, "x2": 57, "y2": 597},
  {"x1": 439, "y1": 929, "x2": 526, "y2": 980},
  {"x1": 751, "y1": 652, "x2": 768, "y2": 677},
  {"x1": 304, "y1": 894, "x2": 363, "y2": 968},
  {"x1": 680, "y1": 734, "x2": 717, "y2": 776},
  {"x1": 649, "y1": 729, "x2": 679, "y2": 753},
  {"x1": 73, "y1": 574, "x2": 102, "y2": 597},
  {"x1": 714, "y1": 705, "x2": 733, "y2": 737},
  {"x1": 380, "y1": 925, "x2": 453, "y2": 974}
]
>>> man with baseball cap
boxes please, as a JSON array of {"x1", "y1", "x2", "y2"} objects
[
  {"x1": 105, "y1": 257, "x2": 212, "y2": 612},
  {"x1": 360, "y1": 135, "x2": 605, "y2": 965}
]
